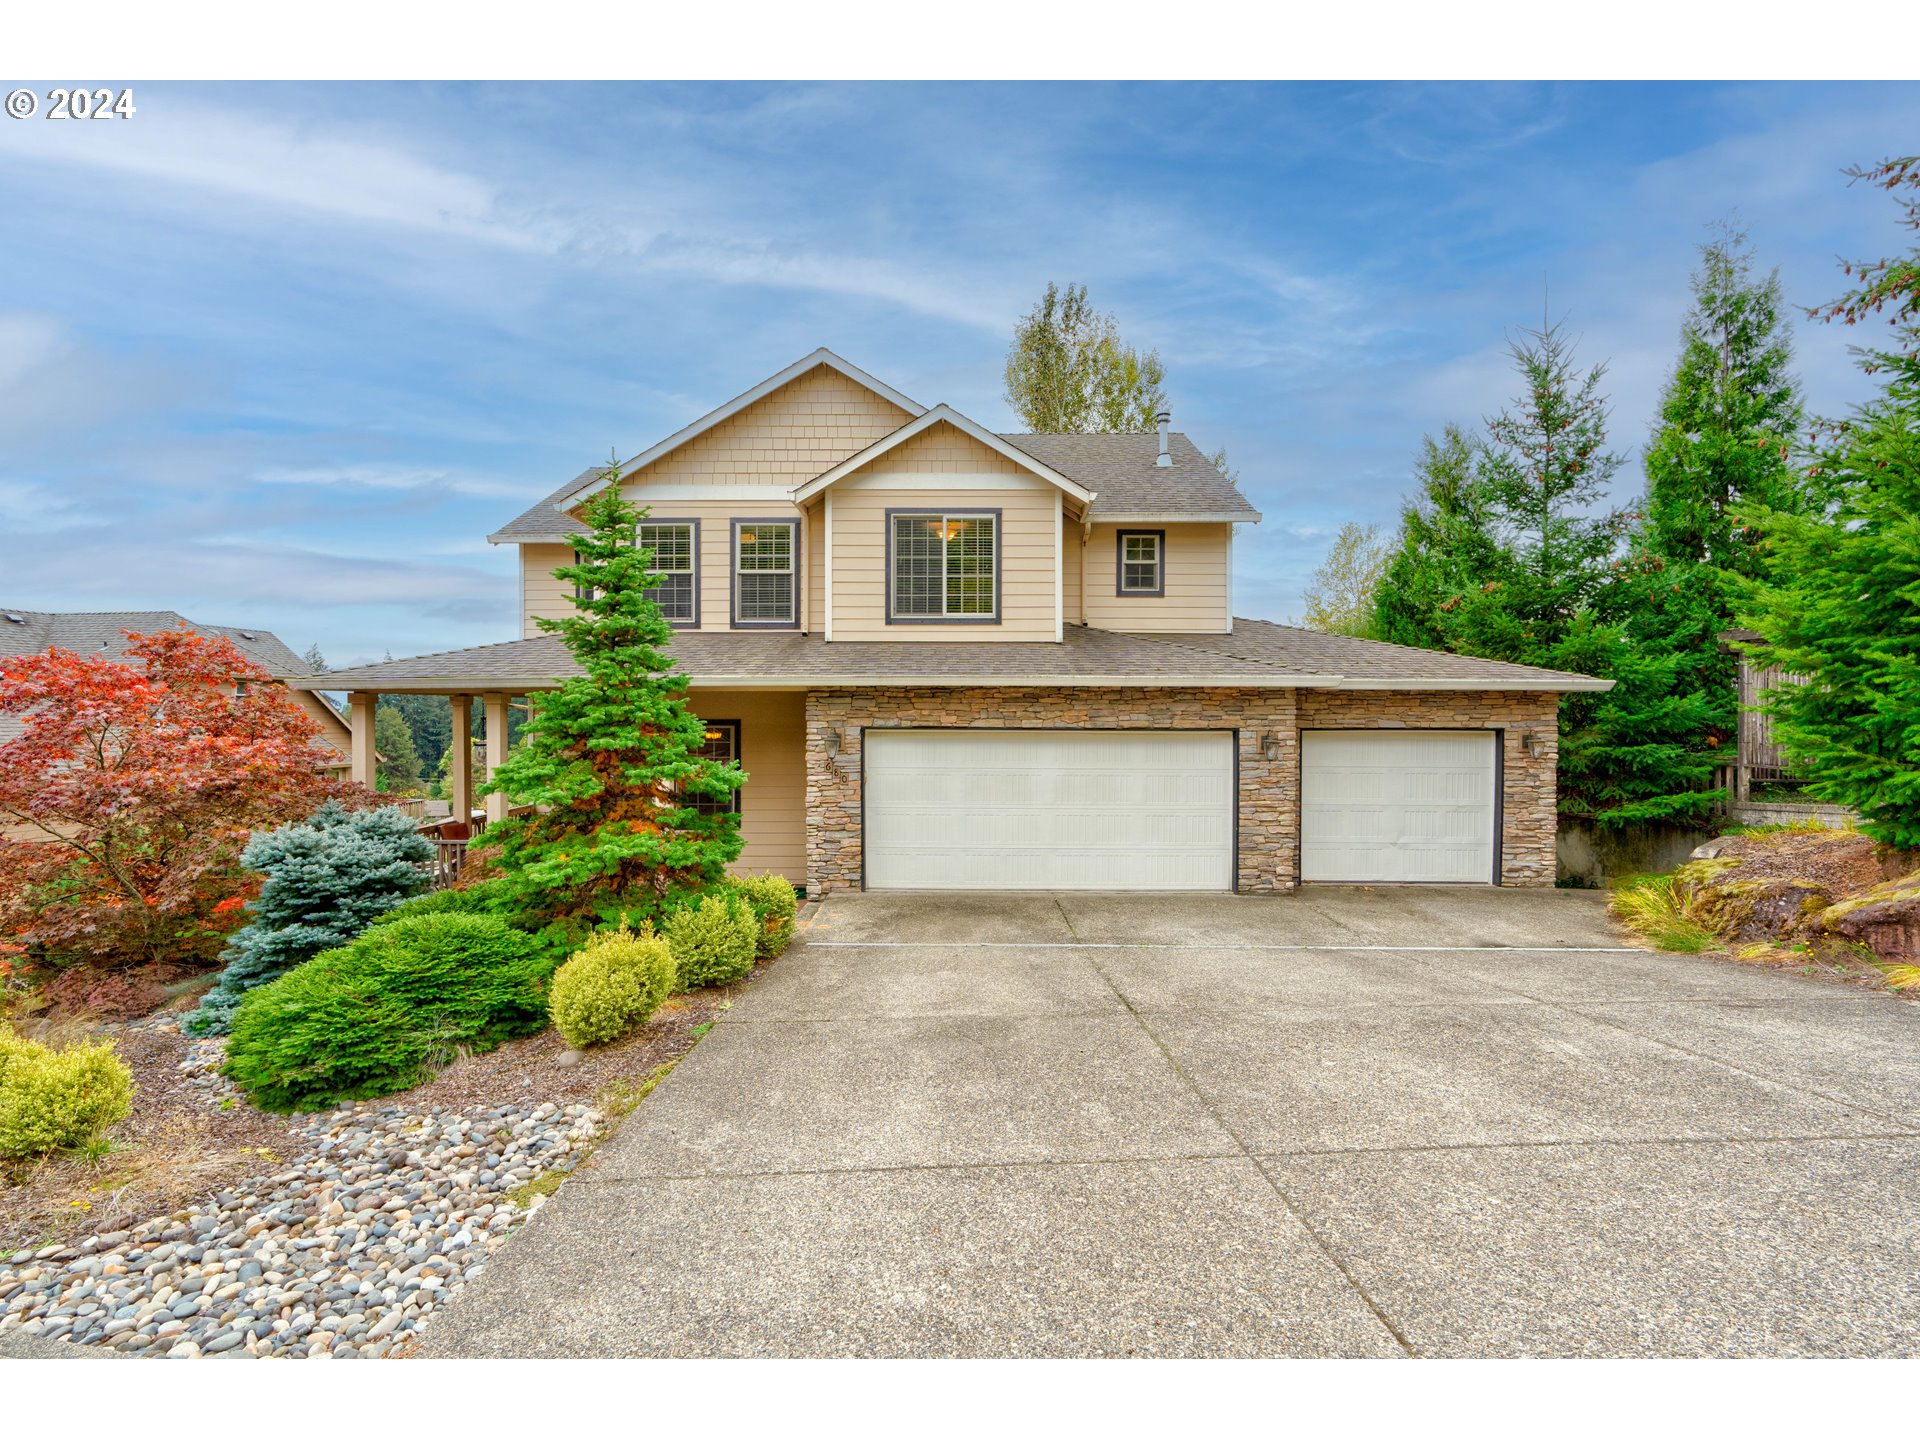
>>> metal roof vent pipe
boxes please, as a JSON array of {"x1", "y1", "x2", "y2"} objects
[{"x1": 1154, "y1": 409, "x2": 1172, "y2": 467}]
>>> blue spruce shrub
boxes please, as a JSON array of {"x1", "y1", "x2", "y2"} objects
[{"x1": 186, "y1": 801, "x2": 434, "y2": 1036}]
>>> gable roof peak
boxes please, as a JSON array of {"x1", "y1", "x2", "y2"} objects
[{"x1": 562, "y1": 348, "x2": 925, "y2": 510}]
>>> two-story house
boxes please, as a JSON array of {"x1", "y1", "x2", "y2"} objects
[{"x1": 295, "y1": 350, "x2": 1607, "y2": 893}]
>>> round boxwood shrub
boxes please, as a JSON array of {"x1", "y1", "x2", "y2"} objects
[
  {"x1": 222, "y1": 913, "x2": 551, "y2": 1112},
  {"x1": 725, "y1": 874, "x2": 799, "y2": 958},
  {"x1": 548, "y1": 926, "x2": 677, "y2": 1049},
  {"x1": 663, "y1": 893, "x2": 759, "y2": 991},
  {"x1": 0, "y1": 1026, "x2": 134, "y2": 1158}
]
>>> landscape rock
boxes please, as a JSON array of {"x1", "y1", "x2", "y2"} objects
[
  {"x1": 0, "y1": 1095, "x2": 604, "y2": 1360},
  {"x1": 1812, "y1": 873, "x2": 1920, "y2": 965}
]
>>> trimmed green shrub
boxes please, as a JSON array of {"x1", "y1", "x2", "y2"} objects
[
  {"x1": 725, "y1": 874, "x2": 798, "y2": 958},
  {"x1": 663, "y1": 893, "x2": 759, "y2": 991},
  {"x1": 0, "y1": 1027, "x2": 134, "y2": 1157},
  {"x1": 365, "y1": 881, "x2": 504, "y2": 928},
  {"x1": 222, "y1": 913, "x2": 551, "y2": 1112},
  {"x1": 187, "y1": 801, "x2": 434, "y2": 1036},
  {"x1": 548, "y1": 925, "x2": 678, "y2": 1049}
]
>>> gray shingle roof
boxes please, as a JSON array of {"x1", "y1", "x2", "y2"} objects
[
  {"x1": 487, "y1": 468, "x2": 598, "y2": 544},
  {"x1": 287, "y1": 621, "x2": 1606, "y2": 694},
  {"x1": 999, "y1": 432, "x2": 1258, "y2": 518},
  {"x1": 0, "y1": 609, "x2": 311, "y2": 676},
  {"x1": 0, "y1": 609, "x2": 330, "y2": 746}
]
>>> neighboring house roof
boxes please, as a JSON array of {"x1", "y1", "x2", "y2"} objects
[
  {"x1": 792, "y1": 406, "x2": 1094, "y2": 506},
  {"x1": 0, "y1": 608, "x2": 352, "y2": 751},
  {"x1": 1001, "y1": 432, "x2": 1261, "y2": 521},
  {"x1": 286, "y1": 621, "x2": 1609, "y2": 694},
  {"x1": 0, "y1": 608, "x2": 312, "y2": 676}
]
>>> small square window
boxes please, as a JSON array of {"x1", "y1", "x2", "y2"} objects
[{"x1": 1117, "y1": 530, "x2": 1164, "y2": 596}]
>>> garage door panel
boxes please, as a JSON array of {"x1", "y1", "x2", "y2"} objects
[
  {"x1": 1301, "y1": 730, "x2": 1496, "y2": 884},
  {"x1": 864, "y1": 730, "x2": 1235, "y2": 891}
]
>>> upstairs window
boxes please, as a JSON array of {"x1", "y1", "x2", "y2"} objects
[
  {"x1": 889, "y1": 512, "x2": 999, "y2": 622},
  {"x1": 1116, "y1": 529, "x2": 1165, "y2": 596},
  {"x1": 638, "y1": 521, "x2": 697, "y2": 625},
  {"x1": 732, "y1": 519, "x2": 798, "y2": 628}
]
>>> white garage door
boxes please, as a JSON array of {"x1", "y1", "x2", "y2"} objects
[
  {"x1": 863, "y1": 729, "x2": 1235, "y2": 891},
  {"x1": 1301, "y1": 730, "x2": 1497, "y2": 884}
]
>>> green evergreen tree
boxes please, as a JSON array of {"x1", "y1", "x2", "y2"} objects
[
  {"x1": 186, "y1": 801, "x2": 434, "y2": 1035},
  {"x1": 473, "y1": 473, "x2": 745, "y2": 935},
  {"x1": 1627, "y1": 223, "x2": 1807, "y2": 759},
  {"x1": 1371, "y1": 425, "x2": 1509, "y2": 650},
  {"x1": 1371, "y1": 327, "x2": 1719, "y2": 826},
  {"x1": 1737, "y1": 156, "x2": 1920, "y2": 847},
  {"x1": 374, "y1": 703, "x2": 424, "y2": 792},
  {"x1": 379, "y1": 693, "x2": 454, "y2": 776}
]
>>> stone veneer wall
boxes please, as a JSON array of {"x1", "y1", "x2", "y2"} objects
[
  {"x1": 804, "y1": 687, "x2": 1300, "y2": 894},
  {"x1": 1295, "y1": 689, "x2": 1561, "y2": 887},
  {"x1": 803, "y1": 686, "x2": 1562, "y2": 894}
]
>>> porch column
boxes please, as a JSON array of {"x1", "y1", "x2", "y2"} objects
[
  {"x1": 482, "y1": 691, "x2": 511, "y2": 824},
  {"x1": 447, "y1": 693, "x2": 473, "y2": 823},
  {"x1": 348, "y1": 691, "x2": 378, "y2": 789}
]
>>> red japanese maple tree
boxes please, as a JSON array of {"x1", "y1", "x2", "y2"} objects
[{"x1": 0, "y1": 627, "x2": 366, "y2": 971}]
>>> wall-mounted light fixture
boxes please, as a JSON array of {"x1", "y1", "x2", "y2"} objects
[
  {"x1": 824, "y1": 726, "x2": 842, "y2": 758},
  {"x1": 1261, "y1": 732, "x2": 1281, "y2": 762},
  {"x1": 1519, "y1": 729, "x2": 1545, "y2": 758}
]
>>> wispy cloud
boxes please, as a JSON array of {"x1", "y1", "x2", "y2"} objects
[{"x1": 257, "y1": 463, "x2": 531, "y2": 500}]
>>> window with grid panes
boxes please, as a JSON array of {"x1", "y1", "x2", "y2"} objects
[
  {"x1": 637, "y1": 523, "x2": 696, "y2": 624},
  {"x1": 688, "y1": 721, "x2": 740, "y2": 816},
  {"x1": 890, "y1": 513, "x2": 996, "y2": 619},
  {"x1": 733, "y1": 521, "x2": 796, "y2": 625},
  {"x1": 1119, "y1": 531, "x2": 1163, "y2": 593}
]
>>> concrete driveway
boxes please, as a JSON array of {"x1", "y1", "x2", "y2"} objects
[{"x1": 424, "y1": 888, "x2": 1920, "y2": 1357}]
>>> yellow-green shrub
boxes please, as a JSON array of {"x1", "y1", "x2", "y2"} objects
[
  {"x1": 549, "y1": 926, "x2": 677, "y2": 1049},
  {"x1": 0, "y1": 1028, "x2": 134, "y2": 1158},
  {"x1": 727, "y1": 874, "x2": 798, "y2": 958},
  {"x1": 664, "y1": 894, "x2": 759, "y2": 990}
]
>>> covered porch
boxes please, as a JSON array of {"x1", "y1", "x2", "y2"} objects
[{"x1": 286, "y1": 659, "x2": 808, "y2": 886}]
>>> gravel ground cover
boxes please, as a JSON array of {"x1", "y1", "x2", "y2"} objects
[{"x1": 0, "y1": 987, "x2": 738, "y2": 1357}]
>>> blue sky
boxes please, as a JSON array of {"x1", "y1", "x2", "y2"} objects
[{"x1": 2, "y1": 80, "x2": 1916, "y2": 668}]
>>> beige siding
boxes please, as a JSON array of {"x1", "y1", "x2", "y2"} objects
[
  {"x1": 826, "y1": 422, "x2": 1059, "y2": 643},
  {"x1": 1082, "y1": 523, "x2": 1232, "y2": 634},
  {"x1": 804, "y1": 497, "x2": 825, "y2": 634},
  {"x1": 626, "y1": 365, "x2": 912, "y2": 487},
  {"x1": 686, "y1": 688, "x2": 805, "y2": 883},
  {"x1": 1063, "y1": 519, "x2": 1084, "y2": 624},
  {"x1": 520, "y1": 543, "x2": 576, "y2": 636}
]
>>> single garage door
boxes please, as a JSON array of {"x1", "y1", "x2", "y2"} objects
[
  {"x1": 863, "y1": 729, "x2": 1235, "y2": 891},
  {"x1": 1301, "y1": 730, "x2": 1497, "y2": 884}
]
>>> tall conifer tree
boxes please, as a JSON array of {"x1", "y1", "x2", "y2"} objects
[{"x1": 474, "y1": 471, "x2": 744, "y2": 933}]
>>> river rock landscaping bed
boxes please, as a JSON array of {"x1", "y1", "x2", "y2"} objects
[{"x1": 0, "y1": 1098, "x2": 605, "y2": 1357}]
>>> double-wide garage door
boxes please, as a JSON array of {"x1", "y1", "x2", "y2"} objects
[
  {"x1": 1300, "y1": 730, "x2": 1498, "y2": 883},
  {"x1": 863, "y1": 729, "x2": 1235, "y2": 891},
  {"x1": 860, "y1": 726, "x2": 1500, "y2": 890}
]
